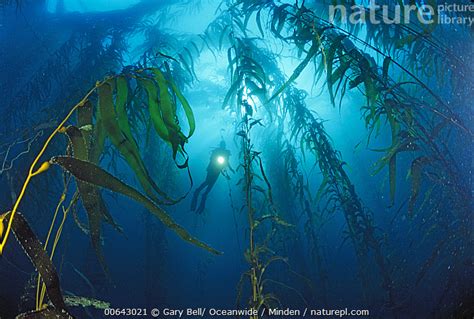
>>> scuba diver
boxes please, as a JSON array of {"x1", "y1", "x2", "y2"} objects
[{"x1": 191, "y1": 140, "x2": 234, "y2": 214}]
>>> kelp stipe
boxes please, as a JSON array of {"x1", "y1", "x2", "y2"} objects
[
  {"x1": 35, "y1": 182, "x2": 80, "y2": 311},
  {"x1": 214, "y1": 19, "x2": 306, "y2": 314},
  {"x1": 235, "y1": 112, "x2": 296, "y2": 316},
  {"x1": 0, "y1": 87, "x2": 95, "y2": 256}
]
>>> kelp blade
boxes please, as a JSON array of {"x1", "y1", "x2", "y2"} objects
[
  {"x1": 151, "y1": 69, "x2": 187, "y2": 158},
  {"x1": 140, "y1": 78, "x2": 170, "y2": 142},
  {"x1": 65, "y1": 125, "x2": 122, "y2": 235},
  {"x1": 0, "y1": 212, "x2": 71, "y2": 316},
  {"x1": 166, "y1": 76, "x2": 196, "y2": 138},
  {"x1": 115, "y1": 76, "x2": 136, "y2": 147},
  {"x1": 269, "y1": 39, "x2": 318, "y2": 101},
  {"x1": 139, "y1": 69, "x2": 191, "y2": 160},
  {"x1": 51, "y1": 156, "x2": 221, "y2": 255},
  {"x1": 97, "y1": 81, "x2": 174, "y2": 204},
  {"x1": 90, "y1": 99, "x2": 106, "y2": 164},
  {"x1": 64, "y1": 126, "x2": 117, "y2": 274}
]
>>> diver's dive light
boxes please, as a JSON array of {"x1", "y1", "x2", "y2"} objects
[{"x1": 216, "y1": 155, "x2": 226, "y2": 165}]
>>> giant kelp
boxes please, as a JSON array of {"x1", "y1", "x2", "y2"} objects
[
  {"x1": 284, "y1": 87, "x2": 395, "y2": 306},
  {"x1": 210, "y1": 5, "x2": 389, "y2": 305},
  {"x1": 1, "y1": 0, "x2": 472, "y2": 317},
  {"x1": 236, "y1": 110, "x2": 299, "y2": 315},
  {"x1": 279, "y1": 141, "x2": 329, "y2": 304},
  {"x1": 0, "y1": 66, "x2": 219, "y2": 316},
  {"x1": 208, "y1": 0, "x2": 471, "y2": 315},
  {"x1": 217, "y1": 24, "x2": 308, "y2": 312}
]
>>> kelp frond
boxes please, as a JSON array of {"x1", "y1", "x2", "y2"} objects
[{"x1": 0, "y1": 66, "x2": 220, "y2": 315}]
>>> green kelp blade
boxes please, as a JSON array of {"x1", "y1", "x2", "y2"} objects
[
  {"x1": 140, "y1": 75, "x2": 188, "y2": 161},
  {"x1": 256, "y1": 9, "x2": 264, "y2": 38},
  {"x1": 222, "y1": 79, "x2": 242, "y2": 109},
  {"x1": 115, "y1": 76, "x2": 137, "y2": 147},
  {"x1": 99, "y1": 82, "x2": 152, "y2": 184},
  {"x1": 269, "y1": 39, "x2": 319, "y2": 102},
  {"x1": 65, "y1": 126, "x2": 88, "y2": 160},
  {"x1": 363, "y1": 75, "x2": 379, "y2": 109},
  {"x1": 245, "y1": 79, "x2": 267, "y2": 105},
  {"x1": 98, "y1": 81, "x2": 176, "y2": 204},
  {"x1": 165, "y1": 74, "x2": 196, "y2": 138},
  {"x1": 77, "y1": 100, "x2": 93, "y2": 129},
  {"x1": 372, "y1": 139, "x2": 407, "y2": 175},
  {"x1": 90, "y1": 98, "x2": 106, "y2": 164},
  {"x1": 51, "y1": 156, "x2": 221, "y2": 255},
  {"x1": 325, "y1": 35, "x2": 347, "y2": 106},
  {"x1": 77, "y1": 100, "x2": 94, "y2": 154},
  {"x1": 0, "y1": 212, "x2": 70, "y2": 316},
  {"x1": 407, "y1": 157, "x2": 430, "y2": 218},
  {"x1": 151, "y1": 69, "x2": 187, "y2": 158},
  {"x1": 139, "y1": 77, "x2": 170, "y2": 143},
  {"x1": 382, "y1": 56, "x2": 391, "y2": 81}
]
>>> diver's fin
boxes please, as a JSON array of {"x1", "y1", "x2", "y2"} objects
[
  {"x1": 190, "y1": 190, "x2": 199, "y2": 211},
  {"x1": 195, "y1": 193, "x2": 207, "y2": 215},
  {"x1": 191, "y1": 182, "x2": 207, "y2": 211}
]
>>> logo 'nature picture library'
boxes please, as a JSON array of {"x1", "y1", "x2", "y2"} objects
[{"x1": 329, "y1": 1, "x2": 474, "y2": 26}]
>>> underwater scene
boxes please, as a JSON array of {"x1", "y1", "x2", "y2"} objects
[{"x1": 0, "y1": 0, "x2": 472, "y2": 318}]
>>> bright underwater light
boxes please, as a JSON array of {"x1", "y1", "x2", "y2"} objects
[{"x1": 216, "y1": 156, "x2": 226, "y2": 165}]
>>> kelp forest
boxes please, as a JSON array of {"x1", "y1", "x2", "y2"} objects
[{"x1": 0, "y1": 0, "x2": 472, "y2": 318}]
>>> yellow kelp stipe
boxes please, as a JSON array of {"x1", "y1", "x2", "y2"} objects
[
  {"x1": 0, "y1": 80, "x2": 106, "y2": 255},
  {"x1": 37, "y1": 192, "x2": 79, "y2": 310},
  {"x1": 0, "y1": 214, "x2": 5, "y2": 239},
  {"x1": 36, "y1": 191, "x2": 66, "y2": 310}
]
